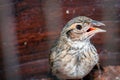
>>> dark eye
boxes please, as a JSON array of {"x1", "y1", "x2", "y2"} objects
[{"x1": 76, "y1": 25, "x2": 82, "y2": 30}]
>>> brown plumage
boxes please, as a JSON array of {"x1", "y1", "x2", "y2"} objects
[{"x1": 50, "y1": 16, "x2": 106, "y2": 80}]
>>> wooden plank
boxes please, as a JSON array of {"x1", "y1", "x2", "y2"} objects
[
  {"x1": 0, "y1": 0, "x2": 120, "y2": 80},
  {"x1": 6, "y1": 59, "x2": 49, "y2": 79}
]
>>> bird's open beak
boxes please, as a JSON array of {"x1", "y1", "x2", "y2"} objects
[{"x1": 87, "y1": 20, "x2": 106, "y2": 33}]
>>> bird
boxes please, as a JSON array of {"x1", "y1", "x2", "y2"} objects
[{"x1": 49, "y1": 16, "x2": 106, "y2": 80}]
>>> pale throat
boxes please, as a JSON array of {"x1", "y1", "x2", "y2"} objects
[{"x1": 68, "y1": 39, "x2": 91, "y2": 49}]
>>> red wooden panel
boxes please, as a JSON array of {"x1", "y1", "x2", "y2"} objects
[{"x1": 0, "y1": 0, "x2": 120, "y2": 80}]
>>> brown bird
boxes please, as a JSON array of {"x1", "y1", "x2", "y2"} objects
[{"x1": 49, "y1": 16, "x2": 106, "y2": 80}]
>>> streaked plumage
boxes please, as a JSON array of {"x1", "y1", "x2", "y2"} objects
[{"x1": 50, "y1": 16, "x2": 106, "y2": 80}]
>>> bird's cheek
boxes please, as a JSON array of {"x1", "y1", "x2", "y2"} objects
[{"x1": 83, "y1": 32, "x2": 95, "y2": 39}]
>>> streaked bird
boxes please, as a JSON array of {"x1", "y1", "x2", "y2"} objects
[{"x1": 50, "y1": 16, "x2": 106, "y2": 80}]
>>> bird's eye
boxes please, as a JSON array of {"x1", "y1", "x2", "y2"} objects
[{"x1": 76, "y1": 25, "x2": 82, "y2": 30}]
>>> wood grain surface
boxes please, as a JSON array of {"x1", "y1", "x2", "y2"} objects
[{"x1": 0, "y1": 0, "x2": 120, "y2": 80}]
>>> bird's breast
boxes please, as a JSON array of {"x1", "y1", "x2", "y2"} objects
[{"x1": 52, "y1": 43, "x2": 99, "y2": 79}]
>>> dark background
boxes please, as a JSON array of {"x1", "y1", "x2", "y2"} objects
[{"x1": 0, "y1": 0, "x2": 120, "y2": 80}]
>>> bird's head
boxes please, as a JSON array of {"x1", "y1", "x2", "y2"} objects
[{"x1": 61, "y1": 16, "x2": 106, "y2": 41}]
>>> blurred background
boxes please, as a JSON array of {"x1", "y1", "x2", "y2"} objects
[{"x1": 0, "y1": 0, "x2": 120, "y2": 80}]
